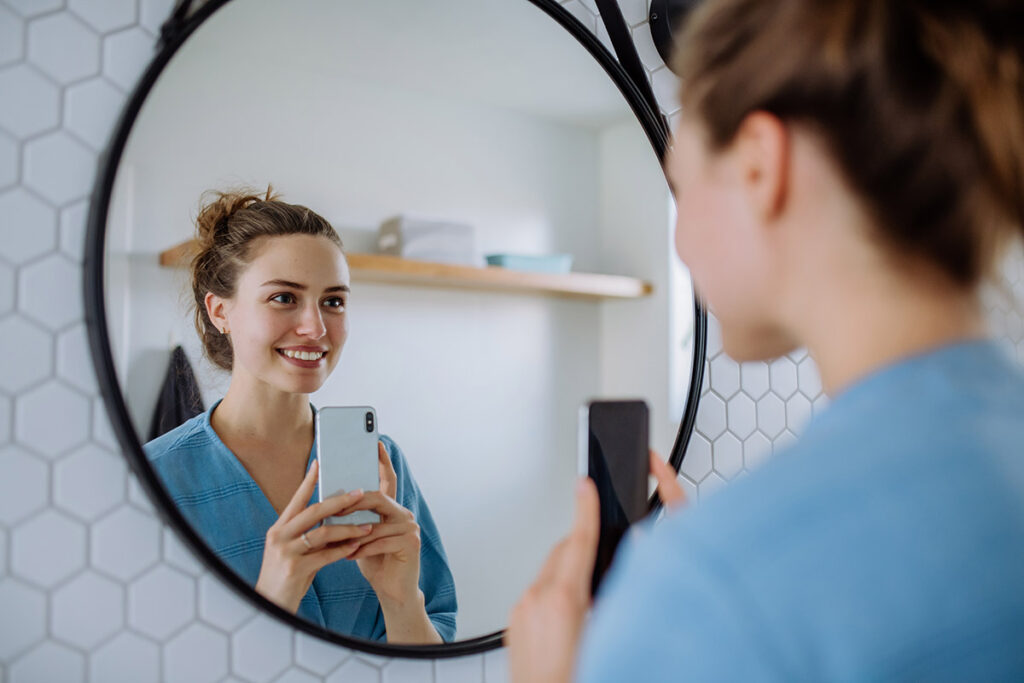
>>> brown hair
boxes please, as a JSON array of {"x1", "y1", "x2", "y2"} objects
[
  {"x1": 191, "y1": 186, "x2": 343, "y2": 371},
  {"x1": 673, "y1": 0, "x2": 1024, "y2": 286}
]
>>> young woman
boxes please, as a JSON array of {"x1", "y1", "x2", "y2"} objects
[
  {"x1": 508, "y1": 1, "x2": 1024, "y2": 679},
  {"x1": 145, "y1": 189, "x2": 456, "y2": 643}
]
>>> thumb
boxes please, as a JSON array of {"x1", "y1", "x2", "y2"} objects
[{"x1": 650, "y1": 451, "x2": 686, "y2": 509}]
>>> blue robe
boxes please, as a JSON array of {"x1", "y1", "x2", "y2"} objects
[{"x1": 144, "y1": 401, "x2": 457, "y2": 642}]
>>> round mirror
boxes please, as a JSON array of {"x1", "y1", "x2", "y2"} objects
[{"x1": 85, "y1": 0, "x2": 706, "y2": 657}]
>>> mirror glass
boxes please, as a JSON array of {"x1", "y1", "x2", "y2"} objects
[{"x1": 103, "y1": 0, "x2": 696, "y2": 644}]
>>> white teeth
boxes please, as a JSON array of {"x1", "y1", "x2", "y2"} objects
[{"x1": 281, "y1": 349, "x2": 325, "y2": 361}]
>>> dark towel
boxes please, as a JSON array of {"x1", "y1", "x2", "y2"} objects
[{"x1": 148, "y1": 345, "x2": 205, "y2": 441}]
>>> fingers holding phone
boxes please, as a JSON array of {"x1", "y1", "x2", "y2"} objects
[{"x1": 255, "y1": 460, "x2": 373, "y2": 613}]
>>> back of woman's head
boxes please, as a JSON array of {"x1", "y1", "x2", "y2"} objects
[
  {"x1": 674, "y1": 0, "x2": 1024, "y2": 287},
  {"x1": 191, "y1": 186, "x2": 342, "y2": 370}
]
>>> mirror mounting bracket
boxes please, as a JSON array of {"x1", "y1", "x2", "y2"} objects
[{"x1": 159, "y1": 0, "x2": 203, "y2": 50}]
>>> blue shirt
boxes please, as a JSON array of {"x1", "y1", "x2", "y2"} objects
[
  {"x1": 579, "y1": 339, "x2": 1024, "y2": 681},
  {"x1": 144, "y1": 402, "x2": 457, "y2": 642}
]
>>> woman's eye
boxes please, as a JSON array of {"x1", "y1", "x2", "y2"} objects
[
  {"x1": 270, "y1": 293, "x2": 296, "y2": 304},
  {"x1": 323, "y1": 297, "x2": 346, "y2": 310}
]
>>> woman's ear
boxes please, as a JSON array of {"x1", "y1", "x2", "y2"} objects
[
  {"x1": 204, "y1": 292, "x2": 230, "y2": 335},
  {"x1": 734, "y1": 111, "x2": 790, "y2": 222}
]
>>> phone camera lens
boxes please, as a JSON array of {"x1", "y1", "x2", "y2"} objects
[{"x1": 365, "y1": 412, "x2": 374, "y2": 432}]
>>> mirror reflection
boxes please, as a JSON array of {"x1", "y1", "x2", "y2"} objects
[{"x1": 104, "y1": 0, "x2": 695, "y2": 643}]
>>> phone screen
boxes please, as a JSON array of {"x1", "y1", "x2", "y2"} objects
[
  {"x1": 581, "y1": 400, "x2": 650, "y2": 595},
  {"x1": 316, "y1": 406, "x2": 381, "y2": 525}
]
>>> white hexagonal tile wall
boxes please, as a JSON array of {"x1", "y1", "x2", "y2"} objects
[
  {"x1": 383, "y1": 659, "x2": 435, "y2": 683},
  {"x1": 327, "y1": 658, "x2": 382, "y2": 683},
  {"x1": 679, "y1": 432, "x2": 711, "y2": 482},
  {"x1": 54, "y1": 443, "x2": 125, "y2": 520},
  {"x1": 59, "y1": 199, "x2": 88, "y2": 262},
  {"x1": 712, "y1": 432, "x2": 743, "y2": 480},
  {"x1": 27, "y1": 13, "x2": 99, "y2": 85},
  {"x1": 0, "y1": 578, "x2": 46, "y2": 659},
  {"x1": 813, "y1": 394, "x2": 830, "y2": 418},
  {"x1": 756, "y1": 393, "x2": 786, "y2": 439},
  {"x1": 561, "y1": 1, "x2": 597, "y2": 34},
  {"x1": 91, "y1": 504, "x2": 161, "y2": 581},
  {"x1": 56, "y1": 323, "x2": 97, "y2": 392},
  {"x1": 163, "y1": 527, "x2": 204, "y2": 575},
  {"x1": 198, "y1": 572, "x2": 255, "y2": 632},
  {"x1": 0, "y1": 445, "x2": 48, "y2": 524},
  {"x1": 11, "y1": 510, "x2": 87, "y2": 588},
  {"x1": 0, "y1": 393, "x2": 10, "y2": 444},
  {"x1": 769, "y1": 357, "x2": 799, "y2": 399},
  {"x1": 740, "y1": 361, "x2": 769, "y2": 399},
  {"x1": 51, "y1": 570, "x2": 124, "y2": 648},
  {"x1": 0, "y1": 130, "x2": 17, "y2": 188},
  {"x1": 798, "y1": 357, "x2": 823, "y2": 398},
  {"x1": 294, "y1": 631, "x2": 351, "y2": 676},
  {"x1": 102, "y1": 27, "x2": 154, "y2": 91},
  {"x1": 64, "y1": 76, "x2": 124, "y2": 150},
  {"x1": 90, "y1": 631, "x2": 160, "y2": 683},
  {"x1": 483, "y1": 648, "x2": 508, "y2": 683},
  {"x1": 786, "y1": 393, "x2": 813, "y2": 435},
  {"x1": 0, "y1": 261, "x2": 14, "y2": 315},
  {"x1": 92, "y1": 396, "x2": 119, "y2": 449},
  {"x1": 726, "y1": 392, "x2": 756, "y2": 439},
  {"x1": 129, "y1": 565, "x2": 196, "y2": 639},
  {"x1": 232, "y1": 615, "x2": 293, "y2": 683},
  {"x1": 0, "y1": 188, "x2": 57, "y2": 264},
  {"x1": 0, "y1": 316, "x2": 53, "y2": 393},
  {"x1": 23, "y1": 131, "x2": 96, "y2": 205},
  {"x1": 139, "y1": 0, "x2": 177, "y2": 35},
  {"x1": 127, "y1": 475, "x2": 157, "y2": 513},
  {"x1": 700, "y1": 471, "x2": 728, "y2": 498},
  {"x1": 69, "y1": 0, "x2": 136, "y2": 34},
  {"x1": 622, "y1": 0, "x2": 651, "y2": 25},
  {"x1": 15, "y1": 380, "x2": 90, "y2": 458},
  {"x1": 4, "y1": 0, "x2": 62, "y2": 18},
  {"x1": 694, "y1": 391, "x2": 726, "y2": 439},
  {"x1": 275, "y1": 670, "x2": 321, "y2": 683},
  {"x1": 631, "y1": 22, "x2": 662, "y2": 71},
  {"x1": 650, "y1": 66, "x2": 681, "y2": 116},
  {"x1": 435, "y1": 655, "x2": 485, "y2": 683},
  {"x1": 18, "y1": 253, "x2": 84, "y2": 331},
  {"x1": 8, "y1": 641, "x2": 84, "y2": 683},
  {"x1": 0, "y1": 65, "x2": 60, "y2": 138},
  {"x1": 163, "y1": 623, "x2": 228, "y2": 683},
  {"x1": 709, "y1": 355, "x2": 740, "y2": 398},
  {"x1": 0, "y1": 6, "x2": 25, "y2": 66},
  {"x1": 743, "y1": 432, "x2": 772, "y2": 471}
]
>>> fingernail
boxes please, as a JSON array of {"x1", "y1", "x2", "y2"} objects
[
  {"x1": 351, "y1": 488, "x2": 363, "y2": 496},
  {"x1": 577, "y1": 477, "x2": 590, "y2": 493},
  {"x1": 359, "y1": 524, "x2": 372, "y2": 533}
]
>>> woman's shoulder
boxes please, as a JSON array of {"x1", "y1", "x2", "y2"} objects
[{"x1": 143, "y1": 411, "x2": 213, "y2": 463}]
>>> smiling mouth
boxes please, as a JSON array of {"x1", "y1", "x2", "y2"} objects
[{"x1": 277, "y1": 349, "x2": 327, "y2": 362}]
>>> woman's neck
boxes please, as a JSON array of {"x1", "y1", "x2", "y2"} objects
[
  {"x1": 796, "y1": 258, "x2": 988, "y2": 398},
  {"x1": 212, "y1": 374, "x2": 313, "y2": 449}
]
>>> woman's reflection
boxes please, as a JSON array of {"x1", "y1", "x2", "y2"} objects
[{"x1": 144, "y1": 187, "x2": 456, "y2": 643}]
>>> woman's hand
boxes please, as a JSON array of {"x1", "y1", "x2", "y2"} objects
[
  {"x1": 343, "y1": 443, "x2": 422, "y2": 607},
  {"x1": 507, "y1": 477, "x2": 600, "y2": 683},
  {"x1": 255, "y1": 459, "x2": 373, "y2": 614},
  {"x1": 651, "y1": 450, "x2": 687, "y2": 510}
]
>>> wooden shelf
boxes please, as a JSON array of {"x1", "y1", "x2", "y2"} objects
[{"x1": 158, "y1": 239, "x2": 653, "y2": 300}]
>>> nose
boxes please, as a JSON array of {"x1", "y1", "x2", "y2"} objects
[{"x1": 296, "y1": 303, "x2": 326, "y2": 340}]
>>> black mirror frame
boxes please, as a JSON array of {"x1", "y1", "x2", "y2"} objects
[{"x1": 83, "y1": 0, "x2": 707, "y2": 659}]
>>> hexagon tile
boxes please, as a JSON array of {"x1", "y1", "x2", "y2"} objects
[{"x1": 1, "y1": 4, "x2": 1022, "y2": 683}]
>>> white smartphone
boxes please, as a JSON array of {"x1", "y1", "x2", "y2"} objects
[
  {"x1": 316, "y1": 406, "x2": 381, "y2": 525},
  {"x1": 578, "y1": 399, "x2": 650, "y2": 594}
]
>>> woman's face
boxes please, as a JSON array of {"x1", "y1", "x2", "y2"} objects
[
  {"x1": 666, "y1": 116, "x2": 795, "y2": 361},
  {"x1": 212, "y1": 234, "x2": 351, "y2": 395}
]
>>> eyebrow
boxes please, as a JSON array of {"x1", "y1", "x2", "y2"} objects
[{"x1": 260, "y1": 279, "x2": 350, "y2": 293}]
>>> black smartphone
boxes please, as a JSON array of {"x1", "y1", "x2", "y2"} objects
[{"x1": 578, "y1": 399, "x2": 650, "y2": 595}]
